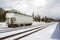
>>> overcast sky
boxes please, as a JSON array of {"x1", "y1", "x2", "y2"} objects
[{"x1": 0, "y1": 0, "x2": 60, "y2": 19}]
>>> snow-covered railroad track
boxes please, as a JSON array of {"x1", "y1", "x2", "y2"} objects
[
  {"x1": 0, "y1": 22, "x2": 46, "y2": 33},
  {"x1": 0, "y1": 22, "x2": 55, "y2": 40}
]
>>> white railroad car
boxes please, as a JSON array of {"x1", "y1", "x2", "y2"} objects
[{"x1": 6, "y1": 11, "x2": 33, "y2": 27}]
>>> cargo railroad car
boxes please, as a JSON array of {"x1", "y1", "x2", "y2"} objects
[{"x1": 6, "y1": 10, "x2": 33, "y2": 27}]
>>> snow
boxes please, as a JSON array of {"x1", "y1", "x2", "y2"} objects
[
  {"x1": 4, "y1": 27, "x2": 41, "y2": 40},
  {"x1": 0, "y1": 24, "x2": 43, "y2": 38},
  {"x1": 0, "y1": 22, "x2": 44, "y2": 28},
  {"x1": 0, "y1": 22, "x2": 49, "y2": 38},
  {"x1": 0, "y1": 22, "x2": 59, "y2": 40},
  {"x1": 0, "y1": 22, "x2": 8, "y2": 28},
  {"x1": 0, "y1": 22, "x2": 46, "y2": 33},
  {"x1": 19, "y1": 22, "x2": 60, "y2": 40}
]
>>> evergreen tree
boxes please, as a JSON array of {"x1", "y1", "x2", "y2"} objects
[{"x1": 0, "y1": 8, "x2": 6, "y2": 22}]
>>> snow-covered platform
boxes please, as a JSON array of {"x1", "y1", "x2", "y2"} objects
[
  {"x1": 20, "y1": 22, "x2": 60, "y2": 40},
  {"x1": 0, "y1": 22, "x2": 56, "y2": 40}
]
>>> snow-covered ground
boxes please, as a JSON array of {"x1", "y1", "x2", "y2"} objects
[
  {"x1": 19, "y1": 22, "x2": 60, "y2": 40},
  {"x1": 0, "y1": 22, "x2": 54, "y2": 38},
  {"x1": 0, "y1": 22, "x2": 58, "y2": 40},
  {"x1": 0, "y1": 22, "x2": 45, "y2": 28},
  {"x1": 0, "y1": 22, "x2": 8, "y2": 28},
  {"x1": 0, "y1": 22, "x2": 48, "y2": 33},
  {"x1": 0, "y1": 22, "x2": 53, "y2": 38}
]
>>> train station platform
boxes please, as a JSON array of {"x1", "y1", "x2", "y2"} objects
[
  {"x1": 20, "y1": 22, "x2": 60, "y2": 40},
  {"x1": 0, "y1": 22, "x2": 59, "y2": 40}
]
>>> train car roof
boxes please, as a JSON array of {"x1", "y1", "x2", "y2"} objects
[{"x1": 6, "y1": 10, "x2": 32, "y2": 17}]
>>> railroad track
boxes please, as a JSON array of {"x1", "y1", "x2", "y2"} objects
[
  {"x1": 0, "y1": 23, "x2": 55, "y2": 40},
  {"x1": 0, "y1": 23, "x2": 45, "y2": 33}
]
